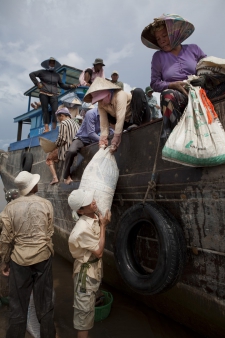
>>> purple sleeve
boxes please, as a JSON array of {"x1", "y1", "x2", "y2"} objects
[
  {"x1": 86, "y1": 111, "x2": 100, "y2": 142},
  {"x1": 151, "y1": 52, "x2": 169, "y2": 92},
  {"x1": 194, "y1": 44, "x2": 207, "y2": 62}
]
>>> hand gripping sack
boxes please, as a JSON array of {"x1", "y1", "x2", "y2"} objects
[
  {"x1": 162, "y1": 85, "x2": 225, "y2": 167},
  {"x1": 79, "y1": 147, "x2": 119, "y2": 214}
]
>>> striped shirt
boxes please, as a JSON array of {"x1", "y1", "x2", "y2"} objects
[{"x1": 55, "y1": 118, "x2": 80, "y2": 160}]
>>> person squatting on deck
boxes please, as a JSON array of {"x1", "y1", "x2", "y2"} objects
[
  {"x1": 0, "y1": 171, "x2": 55, "y2": 338},
  {"x1": 79, "y1": 58, "x2": 105, "y2": 87},
  {"x1": 83, "y1": 77, "x2": 150, "y2": 154},
  {"x1": 46, "y1": 107, "x2": 80, "y2": 185},
  {"x1": 29, "y1": 57, "x2": 77, "y2": 133},
  {"x1": 68, "y1": 189, "x2": 111, "y2": 338},
  {"x1": 141, "y1": 14, "x2": 225, "y2": 144},
  {"x1": 63, "y1": 103, "x2": 106, "y2": 185}
]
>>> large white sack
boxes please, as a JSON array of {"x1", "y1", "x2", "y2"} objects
[{"x1": 79, "y1": 147, "x2": 119, "y2": 215}]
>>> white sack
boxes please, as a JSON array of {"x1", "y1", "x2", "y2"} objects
[{"x1": 79, "y1": 147, "x2": 119, "y2": 215}]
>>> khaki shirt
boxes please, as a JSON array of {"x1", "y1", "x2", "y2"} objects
[
  {"x1": 98, "y1": 90, "x2": 132, "y2": 137},
  {"x1": 68, "y1": 215, "x2": 102, "y2": 281},
  {"x1": 0, "y1": 194, "x2": 54, "y2": 266},
  {"x1": 111, "y1": 80, "x2": 124, "y2": 90}
]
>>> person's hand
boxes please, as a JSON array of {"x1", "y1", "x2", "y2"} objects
[
  {"x1": 37, "y1": 82, "x2": 43, "y2": 89},
  {"x1": 109, "y1": 145, "x2": 117, "y2": 153},
  {"x1": 1, "y1": 263, "x2": 10, "y2": 276},
  {"x1": 70, "y1": 84, "x2": 78, "y2": 89},
  {"x1": 99, "y1": 138, "x2": 108, "y2": 149},
  {"x1": 168, "y1": 81, "x2": 188, "y2": 96},
  {"x1": 99, "y1": 209, "x2": 111, "y2": 227},
  {"x1": 190, "y1": 76, "x2": 206, "y2": 88},
  {"x1": 156, "y1": 104, "x2": 160, "y2": 110}
]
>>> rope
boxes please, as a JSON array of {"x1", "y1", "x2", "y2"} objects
[
  {"x1": 143, "y1": 121, "x2": 163, "y2": 203},
  {"x1": 199, "y1": 88, "x2": 218, "y2": 124}
]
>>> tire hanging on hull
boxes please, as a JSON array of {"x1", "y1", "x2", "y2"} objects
[{"x1": 114, "y1": 202, "x2": 186, "y2": 295}]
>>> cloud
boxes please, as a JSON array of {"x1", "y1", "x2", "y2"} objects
[
  {"x1": 60, "y1": 52, "x2": 85, "y2": 70},
  {"x1": 105, "y1": 43, "x2": 134, "y2": 68}
]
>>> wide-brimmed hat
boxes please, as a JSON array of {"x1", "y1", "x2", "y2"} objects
[
  {"x1": 68, "y1": 189, "x2": 95, "y2": 212},
  {"x1": 111, "y1": 70, "x2": 119, "y2": 76},
  {"x1": 39, "y1": 137, "x2": 57, "y2": 153},
  {"x1": 62, "y1": 93, "x2": 82, "y2": 108},
  {"x1": 14, "y1": 171, "x2": 40, "y2": 196},
  {"x1": 81, "y1": 102, "x2": 96, "y2": 110},
  {"x1": 5, "y1": 189, "x2": 20, "y2": 203},
  {"x1": 41, "y1": 57, "x2": 61, "y2": 70},
  {"x1": 93, "y1": 58, "x2": 105, "y2": 66},
  {"x1": 141, "y1": 14, "x2": 195, "y2": 50},
  {"x1": 83, "y1": 78, "x2": 121, "y2": 103},
  {"x1": 145, "y1": 86, "x2": 154, "y2": 94}
]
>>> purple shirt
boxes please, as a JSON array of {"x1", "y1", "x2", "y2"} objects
[
  {"x1": 151, "y1": 44, "x2": 207, "y2": 92},
  {"x1": 76, "y1": 108, "x2": 100, "y2": 144}
]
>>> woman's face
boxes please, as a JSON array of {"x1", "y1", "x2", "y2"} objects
[{"x1": 155, "y1": 27, "x2": 172, "y2": 52}]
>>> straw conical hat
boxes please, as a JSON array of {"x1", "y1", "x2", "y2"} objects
[
  {"x1": 141, "y1": 14, "x2": 194, "y2": 50},
  {"x1": 39, "y1": 137, "x2": 57, "y2": 153},
  {"x1": 83, "y1": 78, "x2": 121, "y2": 103}
]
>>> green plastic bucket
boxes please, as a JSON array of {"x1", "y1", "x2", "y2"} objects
[{"x1": 94, "y1": 291, "x2": 113, "y2": 322}]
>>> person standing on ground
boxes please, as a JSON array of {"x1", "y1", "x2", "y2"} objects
[
  {"x1": 46, "y1": 107, "x2": 80, "y2": 185},
  {"x1": 0, "y1": 171, "x2": 55, "y2": 338},
  {"x1": 29, "y1": 57, "x2": 77, "y2": 133},
  {"x1": 145, "y1": 86, "x2": 160, "y2": 120},
  {"x1": 110, "y1": 70, "x2": 124, "y2": 89},
  {"x1": 68, "y1": 189, "x2": 111, "y2": 338}
]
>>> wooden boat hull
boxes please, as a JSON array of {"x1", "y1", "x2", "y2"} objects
[{"x1": 1, "y1": 118, "x2": 225, "y2": 337}]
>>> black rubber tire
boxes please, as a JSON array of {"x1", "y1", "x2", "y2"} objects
[
  {"x1": 21, "y1": 152, "x2": 33, "y2": 173},
  {"x1": 114, "y1": 202, "x2": 186, "y2": 295}
]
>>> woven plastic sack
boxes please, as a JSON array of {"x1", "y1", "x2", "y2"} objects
[
  {"x1": 79, "y1": 147, "x2": 119, "y2": 215},
  {"x1": 196, "y1": 56, "x2": 225, "y2": 76},
  {"x1": 162, "y1": 85, "x2": 225, "y2": 167}
]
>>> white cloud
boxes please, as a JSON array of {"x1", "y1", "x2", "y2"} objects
[
  {"x1": 105, "y1": 43, "x2": 134, "y2": 68},
  {"x1": 60, "y1": 52, "x2": 85, "y2": 70}
]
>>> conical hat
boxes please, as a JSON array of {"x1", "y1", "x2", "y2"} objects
[
  {"x1": 39, "y1": 137, "x2": 57, "y2": 153},
  {"x1": 83, "y1": 78, "x2": 121, "y2": 103},
  {"x1": 141, "y1": 14, "x2": 195, "y2": 50}
]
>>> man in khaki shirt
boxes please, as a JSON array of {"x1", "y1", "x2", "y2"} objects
[
  {"x1": 68, "y1": 189, "x2": 111, "y2": 338},
  {"x1": 0, "y1": 171, "x2": 55, "y2": 338}
]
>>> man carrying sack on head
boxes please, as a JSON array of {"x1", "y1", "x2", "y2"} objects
[
  {"x1": 68, "y1": 189, "x2": 111, "y2": 338},
  {"x1": 0, "y1": 171, "x2": 55, "y2": 338}
]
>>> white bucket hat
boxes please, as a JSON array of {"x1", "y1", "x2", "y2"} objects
[
  {"x1": 68, "y1": 189, "x2": 95, "y2": 212},
  {"x1": 14, "y1": 171, "x2": 40, "y2": 196}
]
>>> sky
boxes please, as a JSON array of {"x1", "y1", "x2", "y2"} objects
[{"x1": 0, "y1": 0, "x2": 225, "y2": 151}]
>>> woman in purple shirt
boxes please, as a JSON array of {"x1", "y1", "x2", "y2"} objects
[{"x1": 141, "y1": 14, "x2": 206, "y2": 142}]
